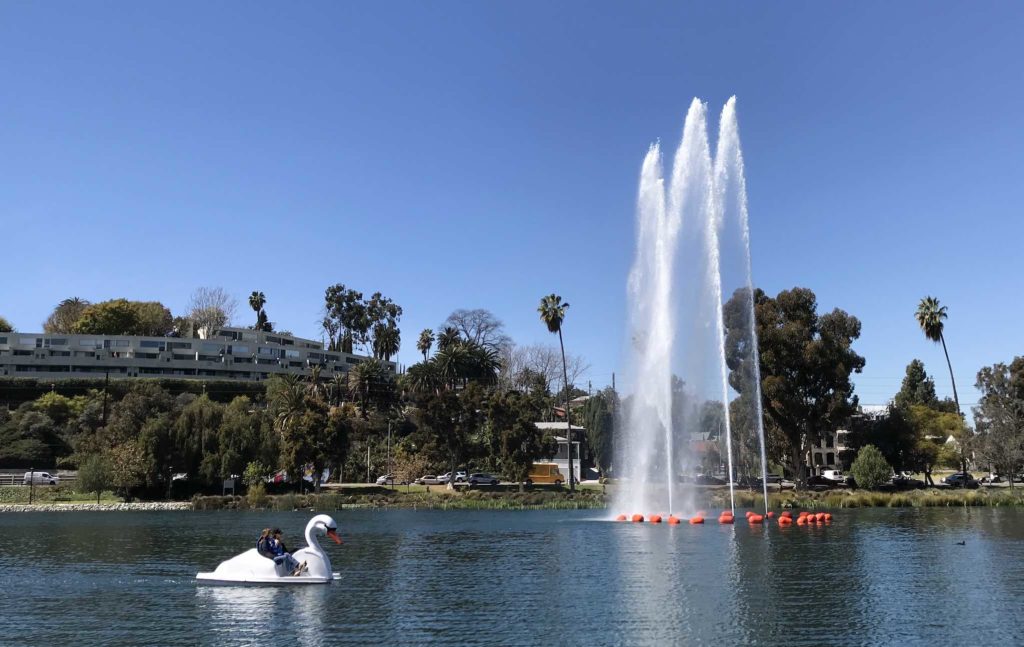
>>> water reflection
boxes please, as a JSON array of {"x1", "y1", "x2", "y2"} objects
[{"x1": 197, "y1": 584, "x2": 331, "y2": 646}]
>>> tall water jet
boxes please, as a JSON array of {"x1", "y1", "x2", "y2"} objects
[
  {"x1": 714, "y1": 97, "x2": 769, "y2": 515},
  {"x1": 616, "y1": 97, "x2": 762, "y2": 520}
]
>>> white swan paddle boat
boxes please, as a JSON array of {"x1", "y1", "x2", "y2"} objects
[{"x1": 196, "y1": 514, "x2": 342, "y2": 585}]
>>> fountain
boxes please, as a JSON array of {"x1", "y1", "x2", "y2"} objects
[{"x1": 616, "y1": 97, "x2": 768, "y2": 519}]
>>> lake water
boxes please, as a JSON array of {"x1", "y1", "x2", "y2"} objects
[{"x1": 1, "y1": 507, "x2": 1022, "y2": 645}]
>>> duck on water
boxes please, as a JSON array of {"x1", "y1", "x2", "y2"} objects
[{"x1": 196, "y1": 514, "x2": 342, "y2": 585}]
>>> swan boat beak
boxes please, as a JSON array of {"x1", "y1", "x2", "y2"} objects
[{"x1": 326, "y1": 528, "x2": 342, "y2": 544}]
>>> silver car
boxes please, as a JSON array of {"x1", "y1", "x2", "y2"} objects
[
  {"x1": 414, "y1": 475, "x2": 444, "y2": 485},
  {"x1": 469, "y1": 473, "x2": 499, "y2": 486}
]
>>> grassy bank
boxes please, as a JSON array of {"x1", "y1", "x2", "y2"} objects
[
  {"x1": 699, "y1": 488, "x2": 1024, "y2": 511},
  {"x1": 194, "y1": 487, "x2": 607, "y2": 511},
  {"x1": 0, "y1": 486, "x2": 120, "y2": 505}
]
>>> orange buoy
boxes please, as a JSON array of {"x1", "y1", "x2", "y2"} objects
[
  {"x1": 796, "y1": 516, "x2": 807, "y2": 525},
  {"x1": 780, "y1": 511, "x2": 792, "y2": 519},
  {"x1": 689, "y1": 516, "x2": 705, "y2": 525},
  {"x1": 815, "y1": 512, "x2": 826, "y2": 522},
  {"x1": 650, "y1": 514, "x2": 663, "y2": 523},
  {"x1": 719, "y1": 515, "x2": 734, "y2": 524},
  {"x1": 766, "y1": 511, "x2": 776, "y2": 519},
  {"x1": 631, "y1": 514, "x2": 644, "y2": 523},
  {"x1": 778, "y1": 516, "x2": 793, "y2": 525},
  {"x1": 615, "y1": 514, "x2": 627, "y2": 521},
  {"x1": 667, "y1": 515, "x2": 681, "y2": 525},
  {"x1": 749, "y1": 514, "x2": 764, "y2": 524},
  {"x1": 823, "y1": 513, "x2": 833, "y2": 521}
]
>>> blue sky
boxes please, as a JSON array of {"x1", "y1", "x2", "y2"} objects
[{"x1": 2, "y1": 2, "x2": 1022, "y2": 411}]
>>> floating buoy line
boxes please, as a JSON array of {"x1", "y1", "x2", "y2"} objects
[{"x1": 615, "y1": 509, "x2": 835, "y2": 527}]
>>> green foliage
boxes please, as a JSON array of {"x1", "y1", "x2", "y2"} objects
[
  {"x1": 850, "y1": 444, "x2": 892, "y2": 489},
  {"x1": 106, "y1": 440, "x2": 147, "y2": 500},
  {"x1": 416, "y1": 329, "x2": 434, "y2": 361},
  {"x1": 915, "y1": 296, "x2": 948, "y2": 344},
  {"x1": 894, "y1": 360, "x2": 939, "y2": 410},
  {"x1": 973, "y1": 357, "x2": 1024, "y2": 481},
  {"x1": 76, "y1": 453, "x2": 111, "y2": 502},
  {"x1": 70, "y1": 299, "x2": 173, "y2": 336},
  {"x1": 486, "y1": 389, "x2": 554, "y2": 485},
  {"x1": 0, "y1": 403, "x2": 67, "y2": 468},
  {"x1": 724, "y1": 287, "x2": 865, "y2": 486},
  {"x1": 243, "y1": 460, "x2": 272, "y2": 486},
  {"x1": 0, "y1": 316, "x2": 13, "y2": 332},
  {"x1": 583, "y1": 393, "x2": 614, "y2": 474}
]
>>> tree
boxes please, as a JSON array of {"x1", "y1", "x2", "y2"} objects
[
  {"x1": 915, "y1": 296, "x2": 965, "y2": 471},
  {"x1": 893, "y1": 360, "x2": 939, "y2": 410},
  {"x1": 973, "y1": 357, "x2": 1024, "y2": 486},
  {"x1": 107, "y1": 440, "x2": 147, "y2": 501},
  {"x1": 724, "y1": 287, "x2": 865, "y2": 488},
  {"x1": 249, "y1": 291, "x2": 271, "y2": 332},
  {"x1": 487, "y1": 390, "x2": 554, "y2": 490},
  {"x1": 348, "y1": 359, "x2": 395, "y2": 415},
  {"x1": 417, "y1": 329, "x2": 434, "y2": 362},
  {"x1": 43, "y1": 297, "x2": 90, "y2": 333},
  {"x1": 71, "y1": 299, "x2": 138, "y2": 335},
  {"x1": 850, "y1": 445, "x2": 891, "y2": 489},
  {"x1": 71, "y1": 299, "x2": 173, "y2": 336},
  {"x1": 175, "y1": 395, "x2": 225, "y2": 483},
  {"x1": 371, "y1": 323, "x2": 401, "y2": 362},
  {"x1": 323, "y1": 284, "x2": 364, "y2": 353},
  {"x1": 538, "y1": 293, "x2": 575, "y2": 490},
  {"x1": 188, "y1": 287, "x2": 237, "y2": 337},
  {"x1": 497, "y1": 343, "x2": 590, "y2": 395},
  {"x1": 0, "y1": 316, "x2": 12, "y2": 332},
  {"x1": 443, "y1": 308, "x2": 511, "y2": 350},
  {"x1": 77, "y1": 453, "x2": 111, "y2": 503},
  {"x1": 582, "y1": 393, "x2": 614, "y2": 475},
  {"x1": 436, "y1": 326, "x2": 461, "y2": 353},
  {"x1": 906, "y1": 404, "x2": 961, "y2": 484}
]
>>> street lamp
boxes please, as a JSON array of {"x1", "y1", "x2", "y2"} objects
[{"x1": 28, "y1": 466, "x2": 34, "y2": 505}]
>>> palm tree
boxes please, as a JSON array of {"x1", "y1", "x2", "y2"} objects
[
  {"x1": 348, "y1": 359, "x2": 388, "y2": 416},
  {"x1": 436, "y1": 326, "x2": 461, "y2": 353},
  {"x1": 417, "y1": 329, "x2": 434, "y2": 362},
  {"x1": 538, "y1": 294, "x2": 574, "y2": 491},
  {"x1": 372, "y1": 323, "x2": 401, "y2": 362},
  {"x1": 267, "y1": 374, "x2": 305, "y2": 437},
  {"x1": 249, "y1": 291, "x2": 267, "y2": 330},
  {"x1": 406, "y1": 361, "x2": 442, "y2": 396},
  {"x1": 915, "y1": 296, "x2": 965, "y2": 471}
]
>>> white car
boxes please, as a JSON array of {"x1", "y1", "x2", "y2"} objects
[
  {"x1": 375, "y1": 474, "x2": 397, "y2": 486},
  {"x1": 23, "y1": 471, "x2": 59, "y2": 485},
  {"x1": 414, "y1": 475, "x2": 444, "y2": 485},
  {"x1": 438, "y1": 471, "x2": 468, "y2": 484}
]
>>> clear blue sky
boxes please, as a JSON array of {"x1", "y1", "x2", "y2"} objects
[{"x1": 2, "y1": 2, "x2": 1022, "y2": 412}]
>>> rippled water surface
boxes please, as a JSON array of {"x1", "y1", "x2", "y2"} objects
[{"x1": 2, "y1": 508, "x2": 1023, "y2": 645}]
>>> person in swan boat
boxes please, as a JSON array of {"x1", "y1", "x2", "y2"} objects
[{"x1": 257, "y1": 527, "x2": 306, "y2": 576}]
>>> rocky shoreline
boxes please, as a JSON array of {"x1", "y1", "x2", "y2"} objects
[{"x1": 0, "y1": 502, "x2": 193, "y2": 513}]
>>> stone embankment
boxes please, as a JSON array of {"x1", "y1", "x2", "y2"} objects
[{"x1": 0, "y1": 502, "x2": 193, "y2": 513}]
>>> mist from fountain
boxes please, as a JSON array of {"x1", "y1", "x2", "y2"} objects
[{"x1": 615, "y1": 96, "x2": 766, "y2": 519}]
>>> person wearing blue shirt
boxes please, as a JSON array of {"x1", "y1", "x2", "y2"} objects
[{"x1": 257, "y1": 527, "x2": 306, "y2": 576}]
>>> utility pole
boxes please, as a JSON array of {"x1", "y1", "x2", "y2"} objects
[
  {"x1": 366, "y1": 444, "x2": 371, "y2": 483},
  {"x1": 29, "y1": 466, "x2": 34, "y2": 505},
  {"x1": 387, "y1": 421, "x2": 392, "y2": 488}
]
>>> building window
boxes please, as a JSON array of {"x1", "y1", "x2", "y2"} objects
[
  {"x1": 231, "y1": 345, "x2": 249, "y2": 355},
  {"x1": 814, "y1": 453, "x2": 823, "y2": 466},
  {"x1": 826, "y1": 452, "x2": 835, "y2": 465},
  {"x1": 825, "y1": 435, "x2": 834, "y2": 448},
  {"x1": 168, "y1": 341, "x2": 192, "y2": 350},
  {"x1": 140, "y1": 341, "x2": 166, "y2": 351}
]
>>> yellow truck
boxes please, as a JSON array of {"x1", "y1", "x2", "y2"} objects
[{"x1": 526, "y1": 463, "x2": 564, "y2": 485}]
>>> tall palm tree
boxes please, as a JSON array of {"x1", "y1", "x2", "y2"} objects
[
  {"x1": 417, "y1": 329, "x2": 434, "y2": 362},
  {"x1": 915, "y1": 296, "x2": 965, "y2": 471},
  {"x1": 249, "y1": 291, "x2": 267, "y2": 330},
  {"x1": 372, "y1": 323, "x2": 401, "y2": 362},
  {"x1": 538, "y1": 294, "x2": 574, "y2": 491}
]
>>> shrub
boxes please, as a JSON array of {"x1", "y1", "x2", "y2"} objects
[{"x1": 850, "y1": 445, "x2": 892, "y2": 490}]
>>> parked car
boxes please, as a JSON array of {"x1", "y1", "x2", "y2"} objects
[
  {"x1": 468, "y1": 473, "x2": 499, "y2": 486},
  {"x1": 944, "y1": 472, "x2": 979, "y2": 489},
  {"x1": 439, "y1": 471, "x2": 468, "y2": 484},
  {"x1": 807, "y1": 475, "x2": 843, "y2": 489},
  {"x1": 692, "y1": 473, "x2": 726, "y2": 486},
  {"x1": 23, "y1": 471, "x2": 59, "y2": 485},
  {"x1": 414, "y1": 475, "x2": 444, "y2": 485},
  {"x1": 375, "y1": 474, "x2": 397, "y2": 486},
  {"x1": 891, "y1": 475, "x2": 926, "y2": 490},
  {"x1": 821, "y1": 470, "x2": 847, "y2": 483}
]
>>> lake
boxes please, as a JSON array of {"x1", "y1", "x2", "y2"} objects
[{"x1": 1, "y1": 508, "x2": 1022, "y2": 645}]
